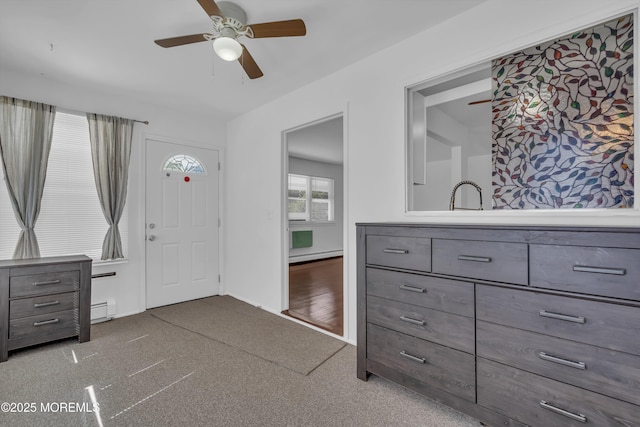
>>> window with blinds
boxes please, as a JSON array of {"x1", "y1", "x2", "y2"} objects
[
  {"x1": 287, "y1": 173, "x2": 334, "y2": 222},
  {"x1": 0, "y1": 111, "x2": 128, "y2": 262}
]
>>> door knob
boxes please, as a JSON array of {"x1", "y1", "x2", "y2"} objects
[{"x1": 148, "y1": 235, "x2": 157, "y2": 241}]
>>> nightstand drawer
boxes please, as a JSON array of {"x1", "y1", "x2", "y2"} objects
[
  {"x1": 530, "y1": 244, "x2": 640, "y2": 301},
  {"x1": 366, "y1": 268, "x2": 473, "y2": 317},
  {"x1": 432, "y1": 239, "x2": 528, "y2": 285},
  {"x1": 9, "y1": 270, "x2": 80, "y2": 298},
  {"x1": 10, "y1": 292, "x2": 78, "y2": 320},
  {"x1": 8, "y1": 309, "x2": 79, "y2": 350},
  {"x1": 367, "y1": 295, "x2": 474, "y2": 353},
  {"x1": 478, "y1": 358, "x2": 640, "y2": 426},
  {"x1": 477, "y1": 321, "x2": 640, "y2": 406},
  {"x1": 366, "y1": 235, "x2": 431, "y2": 272},
  {"x1": 476, "y1": 284, "x2": 640, "y2": 356},
  {"x1": 368, "y1": 323, "x2": 475, "y2": 402}
]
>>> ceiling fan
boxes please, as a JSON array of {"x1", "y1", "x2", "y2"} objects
[{"x1": 154, "y1": 0, "x2": 307, "y2": 79}]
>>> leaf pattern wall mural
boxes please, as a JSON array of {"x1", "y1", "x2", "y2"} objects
[{"x1": 492, "y1": 14, "x2": 634, "y2": 209}]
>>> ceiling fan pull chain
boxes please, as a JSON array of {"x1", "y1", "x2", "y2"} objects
[
  {"x1": 241, "y1": 53, "x2": 244, "y2": 85},
  {"x1": 211, "y1": 42, "x2": 216, "y2": 78}
]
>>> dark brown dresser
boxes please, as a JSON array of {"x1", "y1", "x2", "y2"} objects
[
  {"x1": 357, "y1": 223, "x2": 640, "y2": 427},
  {"x1": 0, "y1": 255, "x2": 92, "y2": 362}
]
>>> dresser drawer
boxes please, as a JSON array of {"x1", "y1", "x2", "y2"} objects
[
  {"x1": 432, "y1": 239, "x2": 528, "y2": 285},
  {"x1": 10, "y1": 292, "x2": 78, "y2": 320},
  {"x1": 8, "y1": 309, "x2": 79, "y2": 351},
  {"x1": 476, "y1": 284, "x2": 640, "y2": 356},
  {"x1": 367, "y1": 295, "x2": 474, "y2": 353},
  {"x1": 478, "y1": 358, "x2": 640, "y2": 426},
  {"x1": 530, "y1": 244, "x2": 640, "y2": 301},
  {"x1": 9, "y1": 270, "x2": 80, "y2": 298},
  {"x1": 366, "y1": 268, "x2": 473, "y2": 317},
  {"x1": 366, "y1": 235, "x2": 431, "y2": 272},
  {"x1": 367, "y1": 323, "x2": 475, "y2": 402},
  {"x1": 477, "y1": 321, "x2": 640, "y2": 406}
]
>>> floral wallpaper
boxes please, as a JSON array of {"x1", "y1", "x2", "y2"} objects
[{"x1": 492, "y1": 14, "x2": 634, "y2": 209}]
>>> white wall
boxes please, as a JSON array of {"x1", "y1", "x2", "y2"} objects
[
  {"x1": 288, "y1": 157, "x2": 343, "y2": 261},
  {"x1": 467, "y1": 153, "x2": 493, "y2": 210},
  {"x1": 224, "y1": 0, "x2": 640, "y2": 343},
  {"x1": 417, "y1": 157, "x2": 451, "y2": 211},
  {"x1": 0, "y1": 68, "x2": 227, "y2": 319}
]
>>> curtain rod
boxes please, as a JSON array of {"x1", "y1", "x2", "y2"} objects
[{"x1": 133, "y1": 119, "x2": 149, "y2": 125}]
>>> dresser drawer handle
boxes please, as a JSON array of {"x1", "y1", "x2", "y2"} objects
[
  {"x1": 457, "y1": 255, "x2": 491, "y2": 263},
  {"x1": 33, "y1": 318, "x2": 60, "y2": 327},
  {"x1": 539, "y1": 352, "x2": 586, "y2": 370},
  {"x1": 33, "y1": 300, "x2": 61, "y2": 308},
  {"x1": 400, "y1": 315, "x2": 425, "y2": 326},
  {"x1": 573, "y1": 265, "x2": 626, "y2": 276},
  {"x1": 400, "y1": 351, "x2": 425, "y2": 364},
  {"x1": 539, "y1": 310, "x2": 585, "y2": 324},
  {"x1": 383, "y1": 248, "x2": 409, "y2": 254},
  {"x1": 33, "y1": 279, "x2": 61, "y2": 286},
  {"x1": 539, "y1": 401, "x2": 587, "y2": 423},
  {"x1": 399, "y1": 284, "x2": 426, "y2": 293}
]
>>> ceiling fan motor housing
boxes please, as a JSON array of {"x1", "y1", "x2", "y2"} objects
[{"x1": 217, "y1": 2, "x2": 247, "y2": 26}]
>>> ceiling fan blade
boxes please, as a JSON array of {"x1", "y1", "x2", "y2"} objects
[
  {"x1": 196, "y1": 0, "x2": 223, "y2": 17},
  {"x1": 155, "y1": 34, "x2": 210, "y2": 48},
  {"x1": 238, "y1": 45, "x2": 263, "y2": 79},
  {"x1": 468, "y1": 99, "x2": 492, "y2": 105},
  {"x1": 248, "y1": 19, "x2": 306, "y2": 38}
]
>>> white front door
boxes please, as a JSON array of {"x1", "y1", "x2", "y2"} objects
[{"x1": 145, "y1": 139, "x2": 220, "y2": 308}]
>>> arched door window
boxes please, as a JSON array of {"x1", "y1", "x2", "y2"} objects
[{"x1": 163, "y1": 154, "x2": 206, "y2": 174}]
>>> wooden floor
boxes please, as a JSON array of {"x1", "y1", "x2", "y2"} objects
[{"x1": 284, "y1": 256, "x2": 343, "y2": 336}]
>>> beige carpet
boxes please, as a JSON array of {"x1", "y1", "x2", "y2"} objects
[{"x1": 148, "y1": 296, "x2": 346, "y2": 375}]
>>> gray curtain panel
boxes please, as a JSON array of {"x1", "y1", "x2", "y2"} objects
[
  {"x1": 87, "y1": 113, "x2": 133, "y2": 260},
  {"x1": 0, "y1": 96, "x2": 56, "y2": 259}
]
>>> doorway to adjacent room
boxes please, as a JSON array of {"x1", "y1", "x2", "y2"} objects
[{"x1": 282, "y1": 114, "x2": 345, "y2": 336}]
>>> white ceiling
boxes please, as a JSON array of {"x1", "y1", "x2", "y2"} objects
[
  {"x1": 0, "y1": 0, "x2": 484, "y2": 121},
  {"x1": 287, "y1": 116, "x2": 343, "y2": 165}
]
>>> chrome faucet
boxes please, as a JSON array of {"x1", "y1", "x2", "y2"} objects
[{"x1": 449, "y1": 180, "x2": 483, "y2": 211}]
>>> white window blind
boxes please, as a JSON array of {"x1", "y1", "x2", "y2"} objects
[{"x1": 0, "y1": 111, "x2": 128, "y2": 261}]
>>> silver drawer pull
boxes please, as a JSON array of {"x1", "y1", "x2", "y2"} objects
[
  {"x1": 383, "y1": 248, "x2": 409, "y2": 254},
  {"x1": 399, "y1": 284, "x2": 426, "y2": 293},
  {"x1": 33, "y1": 300, "x2": 61, "y2": 308},
  {"x1": 539, "y1": 401, "x2": 587, "y2": 423},
  {"x1": 400, "y1": 315, "x2": 426, "y2": 326},
  {"x1": 539, "y1": 310, "x2": 585, "y2": 324},
  {"x1": 457, "y1": 255, "x2": 491, "y2": 263},
  {"x1": 33, "y1": 318, "x2": 60, "y2": 327},
  {"x1": 539, "y1": 352, "x2": 586, "y2": 370},
  {"x1": 33, "y1": 279, "x2": 61, "y2": 286},
  {"x1": 400, "y1": 351, "x2": 425, "y2": 364},
  {"x1": 573, "y1": 265, "x2": 626, "y2": 276}
]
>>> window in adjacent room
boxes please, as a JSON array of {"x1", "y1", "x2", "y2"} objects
[
  {"x1": 0, "y1": 111, "x2": 128, "y2": 262},
  {"x1": 287, "y1": 173, "x2": 334, "y2": 222}
]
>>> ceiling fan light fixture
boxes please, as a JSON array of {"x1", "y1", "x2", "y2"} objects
[{"x1": 213, "y1": 36, "x2": 242, "y2": 61}]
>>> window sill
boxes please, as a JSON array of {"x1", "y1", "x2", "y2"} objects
[{"x1": 93, "y1": 258, "x2": 129, "y2": 267}]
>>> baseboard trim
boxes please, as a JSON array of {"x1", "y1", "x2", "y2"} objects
[{"x1": 289, "y1": 250, "x2": 343, "y2": 264}]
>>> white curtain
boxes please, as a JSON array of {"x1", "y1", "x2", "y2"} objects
[
  {"x1": 87, "y1": 113, "x2": 133, "y2": 260},
  {"x1": 0, "y1": 96, "x2": 56, "y2": 259}
]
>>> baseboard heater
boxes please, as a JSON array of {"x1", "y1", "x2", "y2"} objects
[{"x1": 90, "y1": 298, "x2": 116, "y2": 324}]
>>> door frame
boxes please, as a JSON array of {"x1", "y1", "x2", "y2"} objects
[
  {"x1": 140, "y1": 134, "x2": 224, "y2": 311},
  {"x1": 281, "y1": 111, "x2": 349, "y2": 338}
]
